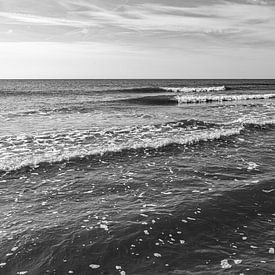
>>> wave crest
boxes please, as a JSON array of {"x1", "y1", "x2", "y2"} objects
[
  {"x1": 176, "y1": 93, "x2": 275, "y2": 104},
  {"x1": 1, "y1": 117, "x2": 273, "y2": 174},
  {"x1": 0, "y1": 126, "x2": 242, "y2": 173},
  {"x1": 162, "y1": 86, "x2": 226, "y2": 93},
  {"x1": 120, "y1": 93, "x2": 275, "y2": 106}
]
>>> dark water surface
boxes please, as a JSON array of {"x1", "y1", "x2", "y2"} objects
[{"x1": 0, "y1": 79, "x2": 274, "y2": 274}]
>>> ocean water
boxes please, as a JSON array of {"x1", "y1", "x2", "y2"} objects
[{"x1": 0, "y1": 79, "x2": 274, "y2": 275}]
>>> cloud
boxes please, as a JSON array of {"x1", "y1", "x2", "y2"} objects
[
  {"x1": 0, "y1": 1, "x2": 274, "y2": 78},
  {"x1": 0, "y1": 11, "x2": 97, "y2": 28},
  {"x1": 231, "y1": 0, "x2": 272, "y2": 5},
  {"x1": 0, "y1": 0, "x2": 274, "y2": 49}
]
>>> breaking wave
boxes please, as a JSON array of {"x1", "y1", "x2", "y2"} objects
[
  {"x1": 161, "y1": 86, "x2": 227, "y2": 93},
  {"x1": 176, "y1": 93, "x2": 275, "y2": 104},
  {"x1": 1, "y1": 117, "x2": 274, "y2": 173},
  {"x1": 0, "y1": 86, "x2": 228, "y2": 97},
  {"x1": 121, "y1": 93, "x2": 275, "y2": 105},
  {"x1": 0, "y1": 129, "x2": 240, "y2": 173}
]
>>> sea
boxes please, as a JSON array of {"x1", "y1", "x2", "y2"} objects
[{"x1": 0, "y1": 79, "x2": 274, "y2": 275}]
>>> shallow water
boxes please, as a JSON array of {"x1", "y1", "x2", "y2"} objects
[{"x1": 0, "y1": 79, "x2": 274, "y2": 274}]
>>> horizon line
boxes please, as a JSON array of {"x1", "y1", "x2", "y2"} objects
[{"x1": 1, "y1": 78, "x2": 275, "y2": 80}]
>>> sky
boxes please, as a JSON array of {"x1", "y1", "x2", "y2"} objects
[{"x1": 0, "y1": 0, "x2": 275, "y2": 79}]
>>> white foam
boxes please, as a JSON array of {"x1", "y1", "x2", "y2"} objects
[
  {"x1": 89, "y1": 264, "x2": 100, "y2": 269},
  {"x1": 176, "y1": 93, "x2": 275, "y2": 104},
  {"x1": 162, "y1": 86, "x2": 226, "y2": 93},
  {"x1": 221, "y1": 259, "x2": 232, "y2": 269},
  {"x1": 230, "y1": 117, "x2": 275, "y2": 126},
  {"x1": 0, "y1": 126, "x2": 243, "y2": 172}
]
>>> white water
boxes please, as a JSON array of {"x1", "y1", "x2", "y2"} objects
[
  {"x1": 176, "y1": 93, "x2": 275, "y2": 103},
  {"x1": 162, "y1": 86, "x2": 226, "y2": 93}
]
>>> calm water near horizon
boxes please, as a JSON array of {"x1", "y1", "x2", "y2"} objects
[{"x1": 0, "y1": 79, "x2": 274, "y2": 274}]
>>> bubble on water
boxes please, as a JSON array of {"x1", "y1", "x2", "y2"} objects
[
  {"x1": 268, "y1": 247, "x2": 274, "y2": 254},
  {"x1": 247, "y1": 162, "x2": 259, "y2": 170},
  {"x1": 99, "y1": 224, "x2": 108, "y2": 231},
  {"x1": 234, "y1": 259, "x2": 242, "y2": 264},
  {"x1": 262, "y1": 189, "x2": 275, "y2": 193},
  {"x1": 89, "y1": 264, "x2": 100, "y2": 269},
  {"x1": 221, "y1": 259, "x2": 232, "y2": 269},
  {"x1": 161, "y1": 192, "x2": 172, "y2": 195},
  {"x1": 140, "y1": 213, "x2": 148, "y2": 217}
]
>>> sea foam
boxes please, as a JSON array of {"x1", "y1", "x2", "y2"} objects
[
  {"x1": 176, "y1": 93, "x2": 275, "y2": 104},
  {"x1": 162, "y1": 86, "x2": 226, "y2": 93},
  {"x1": 0, "y1": 126, "x2": 243, "y2": 173}
]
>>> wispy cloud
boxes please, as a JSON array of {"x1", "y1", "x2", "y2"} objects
[
  {"x1": 0, "y1": 0, "x2": 274, "y2": 48},
  {"x1": 0, "y1": 0, "x2": 275, "y2": 78},
  {"x1": 0, "y1": 12, "x2": 97, "y2": 27}
]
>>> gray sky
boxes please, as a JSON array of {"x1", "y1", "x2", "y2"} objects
[{"x1": 0, "y1": 0, "x2": 275, "y2": 78}]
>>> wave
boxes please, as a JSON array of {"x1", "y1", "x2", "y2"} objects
[
  {"x1": 7, "y1": 106, "x2": 98, "y2": 117},
  {"x1": 4, "y1": 92, "x2": 274, "y2": 118},
  {"x1": 121, "y1": 93, "x2": 275, "y2": 106},
  {"x1": 0, "y1": 126, "x2": 242, "y2": 173},
  {"x1": 108, "y1": 87, "x2": 163, "y2": 93},
  {"x1": 4, "y1": 92, "x2": 274, "y2": 119},
  {"x1": 0, "y1": 85, "x2": 227, "y2": 96},
  {"x1": 176, "y1": 93, "x2": 275, "y2": 104},
  {"x1": 231, "y1": 116, "x2": 275, "y2": 126},
  {"x1": 121, "y1": 95, "x2": 178, "y2": 105},
  {"x1": 1, "y1": 117, "x2": 274, "y2": 174},
  {"x1": 161, "y1": 85, "x2": 227, "y2": 93},
  {"x1": 0, "y1": 86, "x2": 165, "y2": 96},
  {"x1": 0, "y1": 119, "x2": 218, "y2": 143},
  {"x1": 4, "y1": 93, "x2": 274, "y2": 118},
  {"x1": 0, "y1": 85, "x2": 227, "y2": 97}
]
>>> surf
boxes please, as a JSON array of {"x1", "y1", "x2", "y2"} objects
[
  {"x1": 176, "y1": 93, "x2": 275, "y2": 104},
  {"x1": 1, "y1": 118, "x2": 273, "y2": 174},
  {"x1": 161, "y1": 85, "x2": 227, "y2": 93}
]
